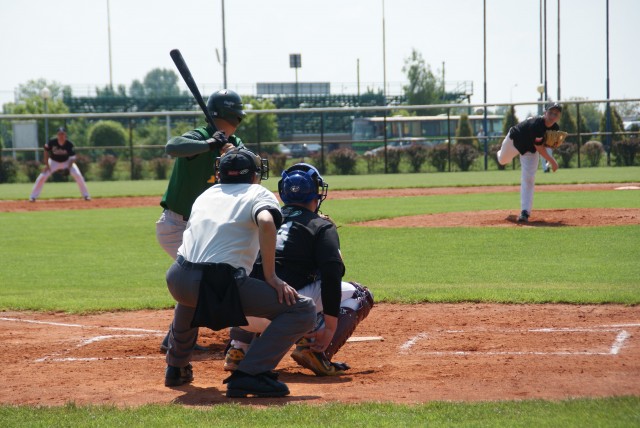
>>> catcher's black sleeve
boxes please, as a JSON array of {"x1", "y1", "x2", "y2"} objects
[{"x1": 318, "y1": 261, "x2": 344, "y2": 318}]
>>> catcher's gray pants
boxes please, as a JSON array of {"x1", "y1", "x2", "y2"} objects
[
  {"x1": 165, "y1": 261, "x2": 316, "y2": 375},
  {"x1": 30, "y1": 159, "x2": 89, "y2": 200},
  {"x1": 156, "y1": 209, "x2": 187, "y2": 260}
]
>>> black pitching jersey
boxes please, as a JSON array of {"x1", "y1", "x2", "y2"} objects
[
  {"x1": 509, "y1": 116, "x2": 560, "y2": 154},
  {"x1": 45, "y1": 138, "x2": 76, "y2": 162}
]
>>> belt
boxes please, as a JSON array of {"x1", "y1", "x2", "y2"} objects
[
  {"x1": 176, "y1": 255, "x2": 205, "y2": 269},
  {"x1": 176, "y1": 255, "x2": 247, "y2": 280}
]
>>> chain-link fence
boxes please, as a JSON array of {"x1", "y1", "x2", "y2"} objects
[{"x1": 1, "y1": 98, "x2": 638, "y2": 183}]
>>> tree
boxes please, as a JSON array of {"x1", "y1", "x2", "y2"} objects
[
  {"x1": 2, "y1": 79, "x2": 70, "y2": 152},
  {"x1": 599, "y1": 106, "x2": 625, "y2": 142},
  {"x1": 502, "y1": 105, "x2": 519, "y2": 136},
  {"x1": 558, "y1": 108, "x2": 577, "y2": 142},
  {"x1": 96, "y1": 84, "x2": 127, "y2": 97},
  {"x1": 455, "y1": 114, "x2": 476, "y2": 147},
  {"x1": 565, "y1": 98, "x2": 601, "y2": 133},
  {"x1": 402, "y1": 49, "x2": 444, "y2": 111},
  {"x1": 237, "y1": 98, "x2": 279, "y2": 153},
  {"x1": 129, "y1": 68, "x2": 184, "y2": 98},
  {"x1": 87, "y1": 120, "x2": 127, "y2": 157}
]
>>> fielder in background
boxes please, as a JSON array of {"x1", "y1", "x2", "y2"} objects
[
  {"x1": 225, "y1": 163, "x2": 374, "y2": 376},
  {"x1": 29, "y1": 127, "x2": 90, "y2": 202},
  {"x1": 497, "y1": 103, "x2": 563, "y2": 222},
  {"x1": 164, "y1": 148, "x2": 315, "y2": 398},
  {"x1": 157, "y1": 89, "x2": 246, "y2": 352}
]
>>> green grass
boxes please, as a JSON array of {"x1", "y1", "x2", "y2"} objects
[
  {"x1": 1, "y1": 190, "x2": 638, "y2": 310},
  {"x1": 1, "y1": 166, "x2": 638, "y2": 200},
  {"x1": 1, "y1": 397, "x2": 639, "y2": 427},
  {"x1": 340, "y1": 226, "x2": 640, "y2": 303}
]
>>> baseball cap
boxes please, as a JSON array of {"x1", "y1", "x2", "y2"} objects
[
  {"x1": 545, "y1": 103, "x2": 562, "y2": 112},
  {"x1": 218, "y1": 148, "x2": 261, "y2": 184},
  {"x1": 57, "y1": 127, "x2": 67, "y2": 133}
]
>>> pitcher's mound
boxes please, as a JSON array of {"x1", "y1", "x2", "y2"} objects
[{"x1": 356, "y1": 208, "x2": 640, "y2": 228}]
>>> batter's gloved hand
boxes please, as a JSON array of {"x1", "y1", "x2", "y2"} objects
[{"x1": 207, "y1": 131, "x2": 228, "y2": 151}]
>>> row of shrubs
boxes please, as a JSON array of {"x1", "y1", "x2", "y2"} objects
[
  {"x1": 0, "y1": 155, "x2": 173, "y2": 184},
  {"x1": 1, "y1": 139, "x2": 638, "y2": 183},
  {"x1": 320, "y1": 139, "x2": 639, "y2": 174}
]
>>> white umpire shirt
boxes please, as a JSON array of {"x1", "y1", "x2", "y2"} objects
[{"x1": 177, "y1": 183, "x2": 281, "y2": 273}]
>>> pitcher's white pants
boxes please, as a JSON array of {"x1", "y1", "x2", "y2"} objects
[
  {"x1": 30, "y1": 159, "x2": 90, "y2": 200},
  {"x1": 497, "y1": 135, "x2": 540, "y2": 213}
]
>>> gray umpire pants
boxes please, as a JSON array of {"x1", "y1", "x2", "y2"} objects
[{"x1": 165, "y1": 261, "x2": 316, "y2": 375}]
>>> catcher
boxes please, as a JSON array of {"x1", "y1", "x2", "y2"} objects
[
  {"x1": 225, "y1": 163, "x2": 374, "y2": 376},
  {"x1": 497, "y1": 103, "x2": 564, "y2": 222}
]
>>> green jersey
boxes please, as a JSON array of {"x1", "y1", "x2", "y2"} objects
[{"x1": 160, "y1": 125, "x2": 244, "y2": 219}]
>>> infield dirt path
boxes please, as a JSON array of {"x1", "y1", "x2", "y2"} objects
[{"x1": 1, "y1": 304, "x2": 639, "y2": 406}]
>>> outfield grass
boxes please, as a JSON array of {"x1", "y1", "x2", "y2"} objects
[
  {"x1": 0, "y1": 397, "x2": 638, "y2": 427},
  {"x1": 0, "y1": 166, "x2": 638, "y2": 200},
  {"x1": 1, "y1": 190, "x2": 638, "y2": 310}
]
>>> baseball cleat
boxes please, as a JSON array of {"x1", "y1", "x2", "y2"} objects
[
  {"x1": 224, "y1": 370, "x2": 289, "y2": 398},
  {"x1": 84, "y1": 196, "x2": 92, "y2": 201},
  {"x1": 223, "y1": 346, "x2": 245, "y2": 371},
  {"x1": 291, "y1": 339, "x2": 348, "y2": 376},
  {"x1": 517, "y1": 210, "x2": 530, "y2": 223},
  {"x1": 164, "y1": 363, "x2": 193, "y2": 387},
  {"x1": 29, "y1": 198, "x2": 36, "y2": 202}
]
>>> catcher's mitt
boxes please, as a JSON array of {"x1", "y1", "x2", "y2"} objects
[{"x1": 542, "y1": 130, "x2": 568, "y2": 149}]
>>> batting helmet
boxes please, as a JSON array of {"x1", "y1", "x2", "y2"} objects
[
  {"x1": 206, "y1": 89, "x2": 246, "y2": 127},
  {"x1": 278, "y1": 163, "x2": 328, "y2": 210},
  {"x1": 216, "y1": 148, "x2": 269, "y2": 184}
]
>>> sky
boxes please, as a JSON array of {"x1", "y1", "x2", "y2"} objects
[{"x1": 1, "y1": 0, "x2": 638, "y2": 110}]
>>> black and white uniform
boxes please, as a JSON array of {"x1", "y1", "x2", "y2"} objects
[
  {"x1": 30, "y1": 138, "x2": 90, "y2": 200},
  {"x1": 239, "y1": 205, "x2": 358, "y2": 335},
  {"x1": 497, "y1": 117, "x2": 559, "y2": 213}
]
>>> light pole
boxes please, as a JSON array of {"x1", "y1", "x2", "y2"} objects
[
  {"x1": 40, "y1": 87, "x2": 51, "y2": 146},
  {"x1": 221, "y1": 0, "x2": 228, "y2": 88},
  {"x1": 510, "y1": 84, "x2": 518, "y2": 103},
  {"x1": 537, "y1": 84, "x2": 545, "y2": 115}
]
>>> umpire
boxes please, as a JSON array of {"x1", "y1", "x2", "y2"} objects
[{"x1": 164, "y1": 148, "x2": 315, "y2": 398}]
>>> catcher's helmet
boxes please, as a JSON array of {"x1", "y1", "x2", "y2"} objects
[
  {"x1": 216, "y1": 148, "x2": 269, "y2": 184},
  {"x1": 206, "y1": 89, "x2": 246, "y2": 127},
  {"x1": 278, "y1": 163, "x2": 328, "y2": 210}
]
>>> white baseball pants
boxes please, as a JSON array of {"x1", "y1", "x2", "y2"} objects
[
  {"x1": 497, "y1": 135, "x2": 540, "y2": 213},
  {"x1": 156, "y1": 209, "x2": 187, "y2": 259},
  {"x1": 237, "y1": 281, "x2": 358, "y2": 335},
  {"x1": 30, "y1": 159, "x2": 90, "y2": 200}
]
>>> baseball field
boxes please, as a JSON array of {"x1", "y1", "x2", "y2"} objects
[{"x1": 1, "y1": 167, "x2": 639, "y2": 426}]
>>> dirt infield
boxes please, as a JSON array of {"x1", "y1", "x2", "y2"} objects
[
  {"x1": 1, "y1": 304, "x2": 639, "y2": 406},
  {"x1": 1, "y1": 182, "x2": 638, "y2": 406}
]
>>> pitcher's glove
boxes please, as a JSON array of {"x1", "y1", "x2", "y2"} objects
[{"x1": 542, "y1": 130, "x2": 568, "y2": 149}]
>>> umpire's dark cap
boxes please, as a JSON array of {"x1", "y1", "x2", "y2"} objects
[
  {"x1": 218, "y1": 148, "x2": 261, "y2": 184},
  {"x1": 57, "y1": 126, "x2": 67, "y2": 133},
  {"x1": 545, "y1": 103, "x2": 562, "y2": 112}
]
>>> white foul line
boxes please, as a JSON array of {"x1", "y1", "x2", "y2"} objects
[
  {"x1": 400, "y1": 333, "x2": 429, "y2": 352},
  {"x1": 400, "y1": 327, "x2": 635, "y2": 356},
  {"x1": 610, "y1": 330, "x2": 631, "y2": 355},
  {"x1": 0, "y1": 317, "x2": 163, "y2": 334}
]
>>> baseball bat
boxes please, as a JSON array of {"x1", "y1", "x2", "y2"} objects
[{"x1": 169, "y1": 49, "x2": 216, "y2": 125}]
